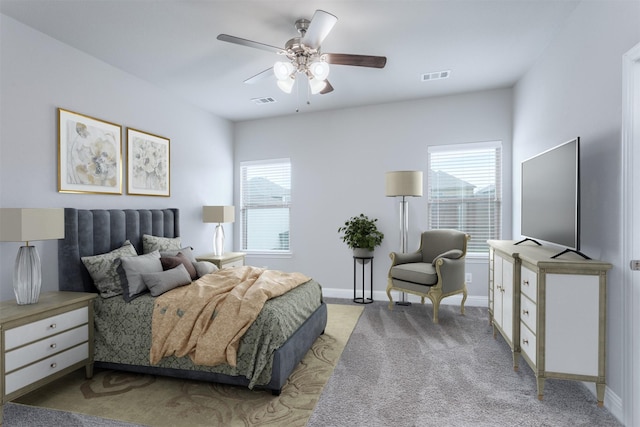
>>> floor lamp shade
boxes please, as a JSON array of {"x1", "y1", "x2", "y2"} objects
[
  {"x1": 203, "y1": 206, "x2": 235, "y2": 256},
  {"x1": 385, "y1": 171, "x2": 424, "y2": 197},
  {"x1": 0, "y1": 208, "x2": 65, "y2": 304}
]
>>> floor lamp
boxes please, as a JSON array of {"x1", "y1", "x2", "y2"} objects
[{"x1": 385, "y1": 171, "x2": 423, "y2": 305}]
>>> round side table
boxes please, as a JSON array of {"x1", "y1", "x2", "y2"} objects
[{"x1": 353, "y1": 256, "x2": 373, "y2": 304}]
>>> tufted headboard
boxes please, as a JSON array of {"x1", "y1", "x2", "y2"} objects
[{"x1": 58, "y1": 208, "x2": 180, "y2": 293}]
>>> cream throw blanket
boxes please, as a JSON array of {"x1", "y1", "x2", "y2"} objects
[{"x1": 149, "y1": 266, "x2": 310, "y2": 367}]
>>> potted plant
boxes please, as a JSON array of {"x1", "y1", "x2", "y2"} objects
[{"x1": 338, "y1": 213, "x2": 384, "y2": 257}]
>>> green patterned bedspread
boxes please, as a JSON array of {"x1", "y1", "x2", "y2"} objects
[{"x1": 93, "y1": 278, "x2": 323, "y2": 388}]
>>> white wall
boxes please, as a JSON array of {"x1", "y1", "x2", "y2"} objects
[
  {"x1": 234, "y1": 88, "x2": 513, "y2": 302},
  {"x1": 513, "y1": 0, "x2": 640, "y2": 420},
  {"x1": 0, "y1": 15, "x2": 235, "y2": 302}
]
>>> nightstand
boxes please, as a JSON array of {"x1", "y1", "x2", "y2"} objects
[
  {"x1": 0, "y1": 291, "x2": 96, "y2": 420},
  {"x1": 196, "y1": 252, "x2": 246, "y2": 269}
]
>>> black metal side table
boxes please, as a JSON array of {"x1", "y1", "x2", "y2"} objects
[{"x1": 353, "y1": 256, "x2": 373, "y2": 304}]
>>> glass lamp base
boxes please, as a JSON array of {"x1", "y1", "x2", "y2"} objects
[
  {"x1": 14, "y1": 245, "x2": 42, "y2": 305},
  {"x1": 213, "y1": 224, "x2": 225, "y2": 257}
]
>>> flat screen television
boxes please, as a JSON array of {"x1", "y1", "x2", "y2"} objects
[{"x1": 519, "y1": 137, "x2": 587, "y2": 258}]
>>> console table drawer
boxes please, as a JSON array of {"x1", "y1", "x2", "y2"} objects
[
  {"x1": 520, "y1": 322, "x2": 536, "y2": 366},
  {"x1": 5, "y1": 326, "x2": 88, "y2": 373},
  {"x1": 521, "y1": 266, "x2": 537, "y2": 302},
  {"x1": 5, "y1": 343, "x2": 88, "y2": 395},
  {"x1": 4, "y1": 307, "x2": 88, "y2": 350},
  {"x1": 520, "y1": 295, "x2": 537, "y2": 332}
]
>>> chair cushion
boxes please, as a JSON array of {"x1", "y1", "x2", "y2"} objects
[{"x1": 390, "y1": 262, "x2": 438, "y2": 285}]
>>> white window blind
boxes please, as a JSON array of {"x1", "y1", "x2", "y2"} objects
[
  {"x1": 427, "y1": 141, "x2": 502, "y2": 255},
  {"x1": 240, "y1": 159, "x2": 291, "y2": 253}
]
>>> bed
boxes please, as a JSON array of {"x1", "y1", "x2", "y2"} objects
[{"x1": 57, "y1": 208, "x2": 327, "y2": 395}]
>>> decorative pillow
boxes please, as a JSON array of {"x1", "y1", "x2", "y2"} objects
[
  {"x1": 193, "y1": 260, "x2": 219, "y2": 278},
  {"x1": 160, "y1": 246, "x2": 196, "y2": 264},
  {"x1": 81, "y1": 240, "x2": 137, "y2": 298},
  {"x1": 160, "y1": 252, "x2": 197, "y2": 280},
  {"x1": 432, "y1": 249, "x2": 464, "y2": 266},
  {"x1": 119, "y1": 251, "x2": 162, "y2": 302},
  {"x1": 142, "y1": 264, "x2": 192, "y2": 296},
  {"x1": 143, "y1": 234, "x2": 181, "y2": 254}
]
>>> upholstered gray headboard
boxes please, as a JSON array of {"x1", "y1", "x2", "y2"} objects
[{"x1": 58, "y1": 208, "x2": 180, "y2": 293}]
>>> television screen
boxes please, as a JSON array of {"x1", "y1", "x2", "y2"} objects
[{"x1": 521, "y1": 137, "x2": 580, "y2": 251}]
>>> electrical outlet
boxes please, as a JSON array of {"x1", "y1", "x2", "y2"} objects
[{"x1": 465, "y1": 273, "x2": 472, "y2": 283}]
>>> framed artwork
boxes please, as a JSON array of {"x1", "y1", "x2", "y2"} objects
[
  {"x1": 127, "y1": 128, "x2": 170, "y2": 197},
  {"x1": 58, "y1": 108, "x2": 122, "y2": 194}
]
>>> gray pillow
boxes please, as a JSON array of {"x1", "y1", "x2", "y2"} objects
[
  {"x1": 142, "y1": 234, "x2": 181, "y2": 254},
  {"x1": 81, "y1": 241, "x2": 137, "y2": 298},
  {"x1": 193, "y1": 260, "x2": 219, "y2": 278},
  {"x1": 432, "y1": 249, "x2": 464, "y2": 266},
  {"x1": 142, "y1": 264, "x2": 192, "y2": 296},
  {"x1": 119, "y1": 250, "x2": 162, "y2": 302},
  {"x1": 160, "y1": 246, "x2": 196, "y2": 263}
]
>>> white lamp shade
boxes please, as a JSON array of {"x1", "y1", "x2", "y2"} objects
[
  {"x1": 274, "y1": 61, "x2": 295, "y2": 80},
  {"x1": 308, "y1": 77, "x2": 327, "y2": 95},
  {"x1": 0, "y1": 208, "x2": 65, "y2": 242},
  {"x1": 277, "y1": 78, "x2": 295, "y2": 94},
  {"x1": 385, "y1": 171, "x2": 424, "y2": 197},
  {"x1": 309, "y1": 61, "x2": 330, "y2": 80},
  {"x1": 203, "y1": 206, "x2": 235, "y2": 224}
]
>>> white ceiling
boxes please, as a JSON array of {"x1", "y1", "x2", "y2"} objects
[{"x1": 0, "y1": 0, "x2": 581, "y2": 122}]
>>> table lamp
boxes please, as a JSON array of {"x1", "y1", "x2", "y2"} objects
[
  {"x1": 203, "y1": 206, "x2": 235, "y2": 256},
  {"x1": 0, "y1": 208, "x2": 65, "y2": 304}
]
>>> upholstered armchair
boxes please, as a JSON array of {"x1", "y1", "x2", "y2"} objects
[{"x1": 387, "y1": 229, "x2": 470, "y2": 323}]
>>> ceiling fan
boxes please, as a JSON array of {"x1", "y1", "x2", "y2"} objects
[{"x1": 217, "y1": 10, "x2": 387, "y2": 95}]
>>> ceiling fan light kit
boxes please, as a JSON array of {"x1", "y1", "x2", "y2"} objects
[{"x1": 217, "y1": 9, "x2": 386, "y2": 96}]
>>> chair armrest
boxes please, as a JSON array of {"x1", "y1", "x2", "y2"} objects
[
  {"x1": 431, "y1": 249, "x2": 464, "y2": 266},
  {"x1": 389, "y1": 251, "x2": 422, "y2": 266},
  {"x1": 434, "y1": 257, "x2": 466, "y2": 293}
]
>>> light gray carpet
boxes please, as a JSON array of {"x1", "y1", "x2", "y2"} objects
[
  {"x1": 2, "y1": 402, "x2": 144, "y2": 427},
  {"x1": 308, "y1": 299, "x2": 622, "y2": 427}
]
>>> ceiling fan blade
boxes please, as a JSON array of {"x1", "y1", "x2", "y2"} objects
[
  {"x1": 325, "y1": 53, "x2": 387, "y2": 69},
  {"x1": 301, "y1": 10, "x2": 337, "y2": 49},
  {"x1": 320, "y1": 80, "x2": 334, "y2": 95},
  {"x1": 244, "y1": 68, "x2": 273, "y2": 84},
  {"x1": 217, "y1": 34, "x2": 282, "y2": 53}
]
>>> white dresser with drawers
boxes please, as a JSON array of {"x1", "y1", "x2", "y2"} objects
[
  {"x1": 1, "y1": 291, "x2": 96, "y2": 419},
  {"x1": 488, "y1": 240, "x2": 611, "y2": 405}
]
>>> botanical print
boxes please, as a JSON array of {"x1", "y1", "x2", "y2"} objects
[
  {"x1": 58, "y1": 108, "x2": 122, "y2": 194},
  {"x1": 127, "y1": 129, "x2": 170, "y2": 196},
  {"x1": 66, "y1": 121, "x2": 119, "y2": 187}
]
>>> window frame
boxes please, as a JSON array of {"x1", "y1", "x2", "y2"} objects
[
  {"x1": 239, "y1": 158, "x2": 292, "y2": 256},
  {"x1": 427, "y1": 140, "x2": 503, "y2": 258}
]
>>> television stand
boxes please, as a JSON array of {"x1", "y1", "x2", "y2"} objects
[
  {"x1": 551, "y1": 248, "x2": 591, "y2": 260},
  {"x1": 514, "y1": 238, "x2": 541, "y2": 246}
]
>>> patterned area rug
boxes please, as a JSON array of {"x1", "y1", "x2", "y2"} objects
[{"x1": 14, "y1": 304, "x2": 363, "y2": 427}]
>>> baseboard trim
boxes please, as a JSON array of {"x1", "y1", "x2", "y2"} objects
[{"x1": 322, "y1": 287, "x2": 488, "y2": 308}]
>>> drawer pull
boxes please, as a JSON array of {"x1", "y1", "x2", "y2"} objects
[
  {"x1": 50, "y1": 343, "x2": 57, "y2": 349},
  {"x1": 523, "y1": 280, "x2": 529, "y2": 286},
  {"x1": 50, "y1": 362, "x2": 57, "y2": 369},
  {"x1": 49, "y1": 323, "x2": 57, "y2": 329},
  {"x1": 522, "y1": 339, "x2": 529, "y2": 345},
  {"x1": 522, "y1": 310, "x2": 529, "y2": 316}
]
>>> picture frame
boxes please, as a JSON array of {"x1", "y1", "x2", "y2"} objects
[
  {"x1": 127, "y1": 128, "x2": 170, "y2": 197},
  {"x1": 58, "y1": 108, "x2": 123, "y2": 194}
]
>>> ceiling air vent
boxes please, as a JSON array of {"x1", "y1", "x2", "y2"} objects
[
  {"x1": 421, "y1": 70, "x2": 451, "y2": 82},
  {"x1": 251, "y1": 97, "x2": 277, "y2": 105}
]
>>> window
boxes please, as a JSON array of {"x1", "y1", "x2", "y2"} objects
[
  {"x1": 427, "y1": 141, "x2": 502, "y2": 255},
  {"x1": 240, "y1": 159, "x2": 291, "y2": 253}
]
